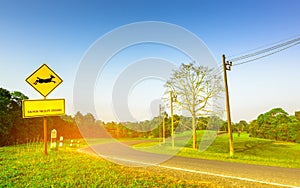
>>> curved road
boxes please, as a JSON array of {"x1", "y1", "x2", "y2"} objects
[{"x1": 79, "y1": 141, "x2": 300, "y2": 187}]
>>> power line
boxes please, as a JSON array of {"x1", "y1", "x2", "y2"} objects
[
  {"x1": 228, "y1": 37, "x2": 300, "y2": 63},
  {"x1": 207, "y1": 35, "x2": 300, "y2": 76},
  {"x1": 211, "y1": 65, "x2": 223, "y2": 75},
  {"x1": 232, "y1": 41, "x2": 300, "y2": 67},
  {"x1": 227, "y1": 34, "x2": 300, "y2": 60},
  {"x1": 209, "y1": 66, "x2": 223, "y2": 79}
]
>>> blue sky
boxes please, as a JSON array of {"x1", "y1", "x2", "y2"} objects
[{"x1": 1, "y1": 0, "x2": 300, "y2": 122}]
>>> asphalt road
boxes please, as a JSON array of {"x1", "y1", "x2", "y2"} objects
[{"x1": 79, "y1": 141, "x2": 300, "y2": 187}]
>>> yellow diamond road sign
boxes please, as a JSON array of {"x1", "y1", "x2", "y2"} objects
[{"x1": 26, "y1": 64, "x2": 63, "y2": 97}]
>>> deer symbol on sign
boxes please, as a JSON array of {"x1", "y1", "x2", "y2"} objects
[{"x1": 34, "y1": 75, "x2": 56, "y2": 85}]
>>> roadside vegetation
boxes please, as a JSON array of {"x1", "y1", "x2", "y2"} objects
[
  {"x1": 248, "y1": 108, "x2": 300, "y2": 142},
  {"x1": 133, "y1": 130, "x2": 300, "y2": 168},
  {"x1": 0, "y1": 143, "x2": 214, "y2": 187},
  {"x1": 1, "y1": 85, "x2": 300, "y2": 175},
  {"x1": 2, "y1": 85, "x2": 299, "y2": 148}
]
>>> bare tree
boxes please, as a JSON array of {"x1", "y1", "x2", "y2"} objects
[{"x1": 164, "y1": 62, "x2": 222, "y2": 149}]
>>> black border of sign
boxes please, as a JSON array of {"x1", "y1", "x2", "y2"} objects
[
  {"x1": 25, "y1": 64, "x2": 63, "y2": 97},
  {"x1": 22, "y1": 98, "x2": 65, "y2": 118}
]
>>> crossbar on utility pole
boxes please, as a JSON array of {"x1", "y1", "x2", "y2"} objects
[{"x1": 222, "y1": 54, "x2": 234, "y2": 157}]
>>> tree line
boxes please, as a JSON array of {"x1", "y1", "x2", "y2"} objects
[
  {"x1": 1, "y1": 86, "x2": 299, "y2": 146},
  {"x1": 246, "y1": 108, "x2": 300, "y2": 142},
  {"x1": 102, "y1": 115, "x2": 228, "y2": 139},
  {"x1": 0, "y1": 87, "x2": 227, "y2": 146},
  {"x1": 0, "y1": 88, "x2": 83, "y2": 146}
]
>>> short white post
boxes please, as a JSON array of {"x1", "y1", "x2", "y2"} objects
[
  {"x1": 59, "y1": 136, "x2": 63, "y2": 147},
  {"x1": 50, "y1": 129, "x2": 57, "y2": 149},
  {"x1": 70, "y1": 140, "x2": 74, "y2": 147}
]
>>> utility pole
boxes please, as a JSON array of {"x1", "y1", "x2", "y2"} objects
[
  {"x1": 159, "y1": 104, "x2": 162, "y2": 143},
  {"x1": 170, "y1": 91, "x2": 175, "y2": 149},
  {"x1": 222, "y1": 54, "x2": 234, "y2": 157},
  {"x1": 159, "y1": 104, "x2": 166, "y2": 144},
  {"x1": 162, "y1": 112, "x2": 166, "y2": 144}
]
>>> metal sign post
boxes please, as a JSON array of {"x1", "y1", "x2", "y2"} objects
[
  {"x1": 44, "y1": 102, "x2": 48, "y2": 155},
  {"x1": 24, "y1": 64, "x2": 64, "y2": 155}
]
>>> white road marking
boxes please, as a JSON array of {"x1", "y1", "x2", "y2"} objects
[{"x1": 78, "y1": 149, "x2": 299, "y2": 188}]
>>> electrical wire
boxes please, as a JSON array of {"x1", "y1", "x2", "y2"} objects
[
  {"x1": 210, "y1": 66, "x2": 223, "y2": 77},
  {"x1": 226, "y1": 34, "x2": 300, "y2": 60},
  {"x1": 228, "y1": 37, "x2": 300, "y2": 62},
  {"x1": 232, "y1": 41, "x2": 300, "y2": 67}
]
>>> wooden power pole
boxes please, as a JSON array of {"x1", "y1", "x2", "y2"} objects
[
  {"x1": 170, "y1": 91, "x2": 175, "y2": 149},
  {"x1": 162, "y1": 113, "x2": 166, "y2": 144},
  {"x1": 222, "y1": 54, "x2": 234, "y2": 157},
  {"x1": 159, "y1": 104, "x2": 166, "y2": 144}
]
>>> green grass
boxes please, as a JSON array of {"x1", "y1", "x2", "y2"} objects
[
  {"x1": 53, "y1": 137, "x2": 149, "y2": 148},
  {"x1": 0, "y1": 142, "x2": 214, "y2": 187},
  {"x1": 133, "y1": 131, "x2": 300, "y2": 168},
  {"x1": 77, "y1": 137, "x2": 159, "y2": 147},
  {"x1": 3, "y1": 134, "x2": 299, "y2": 187}
]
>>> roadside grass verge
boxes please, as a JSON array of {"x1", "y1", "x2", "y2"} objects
[
  {"x1": 71, "y1": 137, "x2": 159, "y2": 148},
  {"x1": 0, "y1": 143, "x2": 214, "y2": 187},
  {"x1": 53, "y1": 137, "x2": 154, "y2": 149},
  {"x1": 133, "y1": 131, "x2": 300, "y2": 168}
]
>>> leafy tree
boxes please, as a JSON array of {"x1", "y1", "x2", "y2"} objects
[
  {"x1": 295, "y1": 111, "x2": 300, "y2": 122},
  {"x1": 249, "y1": 108, "x2": 300, "y2": 142},
  {"x1": 164, "y1": 62, "x2": 222, "y2": 149},
  {"x1": 74, "y1": 111, "x2": 84, "y2": 125},
  {"x1": 84, "y1": 113, "x2": 96, "y2": 125},
  {"x1": 7, "y1": 91, "x2": 32, "y2": 144},
  {"x1": 61, "y1": 114, "x2": 75, "y2": 123},
  {"x1": 10, "y1": 91, "x2": 28, "y2": 107},
  {"x1": 177, "y1": 116, "x2": 192, "y2": 132},
  {"x1": 248, "y1": 120, "x2": 258, "y2": 137},
  {"x1": 257, "y1": 108, "x2": 289, "y2": 139},
  {"x1": 197, "y1": 117, "x2": 208, "y2": 130},
  {"x1": 0, "y1": 88, "x2": 13, "y2": 145},
  {"x1": 105, "y1": 121, "x2": 118, "y2": 137},
  {"x1": 206, "y1": 116, "x2": 225, "y2": 131},
  {"x1": 235, "y1": 120, "x2": 248, "y2": 132},
  {"x1": 0, "y1": 89, "x2": 35, "y2": 145},
  {"x1": 286, "y1": 116, "x2": 300, "y2": 142},
  {"x1": 75, "y1": 112, "x2": 109, "y2": 138}
]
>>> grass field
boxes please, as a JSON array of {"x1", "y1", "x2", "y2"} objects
[
  {"x1": 133, "y1": 131, "x2": 300, "y2": 168},
  {"x1": 2, "y1": 132, "x2": 300, "y2": 187},
  {"x1": 0, "y1": 142, "x2": 214, "y2": 187}
]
